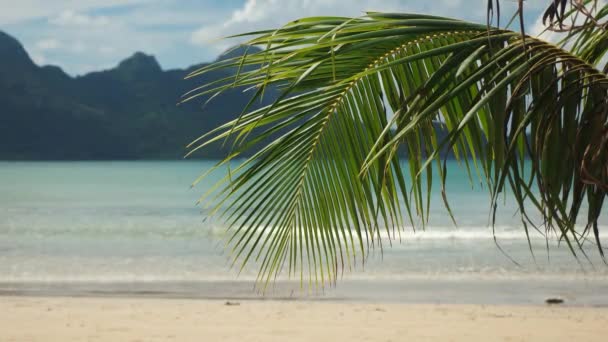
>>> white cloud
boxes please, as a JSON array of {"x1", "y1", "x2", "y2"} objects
[
  {"x1": 190, "y1": 0, "x2": 522, "y2": 52},
  {"x1": 49, "y1": 10, "x2": 111, "y2": 27},
  {"x1": 35, "y1": 38, "x2": 61, "y2": 50},
  {"x1": 98, "y1": 46, "x2": 116, "y2": 55},
  {"x1": 0, "y1": 0, "x2": 147, "y2": 25},
  {"x1": 5, "y1": 1, "x2": 233, "y2": 74},
  {"x1": 69, "y1": 42, "x2": 88, "y2": 54},
  {"x1": 3, "y1": 0, "x2": 551, "y2": 75},
  {"x1": 191, "y1": 0, "x2": 414, "y2": 44}
]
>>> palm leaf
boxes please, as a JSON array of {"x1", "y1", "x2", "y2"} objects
[{"x1": 184, "y1": 10, "x2": 608, "y2": 289}]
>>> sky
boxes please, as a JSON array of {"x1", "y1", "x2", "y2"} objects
[{"x1": 0, "y1": 0, "x2": 550, "y2": 76}]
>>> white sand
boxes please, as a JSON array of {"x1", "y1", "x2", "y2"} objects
[{"x1": 1, "y1": 296, "x2": 607, "y2": 342}]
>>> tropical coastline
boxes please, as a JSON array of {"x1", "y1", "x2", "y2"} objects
[
  {"x1": 1, "y1": 160, "x2": 607, "y2": 340},
  {"x1": 2, "y1": 1, "x2": 608, "y2": 341}
]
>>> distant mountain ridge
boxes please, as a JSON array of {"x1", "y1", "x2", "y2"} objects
[
  {"x1": 0, "y1": 31, "x2": 274, "y2": 160},
  {"x1": 0, "y1": 31, "x2": 455, "y2": 161}
]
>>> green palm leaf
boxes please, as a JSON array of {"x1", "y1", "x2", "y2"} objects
[{"x1": 184, "y1": 9, "x2": 608, "y2": 289}]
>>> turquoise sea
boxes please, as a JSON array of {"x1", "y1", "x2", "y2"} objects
[{"x1": 1, "y1": 161, "x2": 607, "y2": 305}]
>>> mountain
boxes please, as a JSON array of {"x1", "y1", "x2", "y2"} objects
[
  {"x1": 0, "y1": 31, "x2": 276, "y2": 160},
  {"x1": 0, "y1": 31, "x2": 454, "y2": 161}
]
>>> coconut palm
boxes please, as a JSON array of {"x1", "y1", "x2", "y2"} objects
[{"x1": 183, "y1": 0, "x2": 607, "y2": 289}]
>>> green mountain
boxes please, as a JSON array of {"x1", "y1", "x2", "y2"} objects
[
  {"x1": 0, "y1": 31, "x2": 275, "y2": 160},
  {"x1": 0, "y1": 31, "x2": 457, "y2": 161}
]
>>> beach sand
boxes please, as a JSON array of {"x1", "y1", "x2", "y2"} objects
[{"x1": 1, "y1": 296, "x2": 607, "y2": 342}]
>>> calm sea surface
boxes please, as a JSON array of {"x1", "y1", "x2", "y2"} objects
[{"x1": 1, "y1": 161, "x2": 607, "y2": 304}]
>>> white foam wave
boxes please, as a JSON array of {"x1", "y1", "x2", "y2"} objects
[{"x1": 380, "y1": 228, "x2": 540, "y2": 241}]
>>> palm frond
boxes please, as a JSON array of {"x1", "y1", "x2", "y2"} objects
[{"x1": 185, "y1": 11, "x2": 608, "y2": 289}]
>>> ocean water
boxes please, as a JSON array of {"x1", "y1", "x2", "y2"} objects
[{"x1": 1, "y1": 161, "x2": 607, "y2": 305}]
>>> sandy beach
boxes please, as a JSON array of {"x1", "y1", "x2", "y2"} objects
[{"x1": 1, "y1": 296, "x2": 607, "y2": 342}]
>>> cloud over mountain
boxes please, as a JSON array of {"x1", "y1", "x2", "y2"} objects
[{"x1": 2, "y1": 0, "x2": 545, "y2": 75}]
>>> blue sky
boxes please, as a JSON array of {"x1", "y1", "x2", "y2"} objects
[{"x1": 0, "y1": 0, "x2": 549, "y2": 75}]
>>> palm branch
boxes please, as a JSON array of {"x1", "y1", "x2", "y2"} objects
[{"x1": 184, "y1": 4, "x2": 608, "y2": 289}]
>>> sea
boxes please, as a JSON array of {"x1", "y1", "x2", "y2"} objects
[{"x1": 1, "y1": 161, "x2": 607, "y2": 305}]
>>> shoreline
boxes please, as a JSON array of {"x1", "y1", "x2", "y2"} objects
[
  {"x1": 2, "y1": 277, "x2": 608, "y2": 307},
  {"x1": 2, "y1": 293, "x2": 607, "y2": 309},
  {"x1": 2, "y1": 296, "x2": 608, "y2": 342}
]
